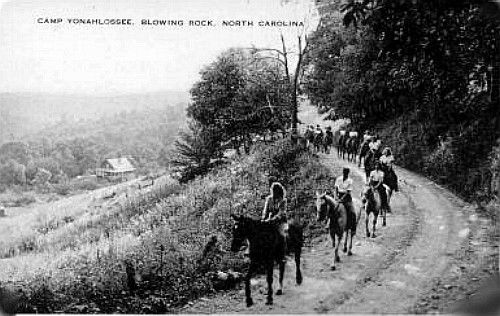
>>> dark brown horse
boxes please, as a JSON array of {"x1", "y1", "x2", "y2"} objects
[
  {"x1": 315, "y1": 192, "x2": 358, "y2": 270},
  {"x1": 358, "y1": 140, "x2": 371, "y2": 167},
  {"x1": 230, "y1": 215, "x2": 303, "y2": 307},
  {"x1": 336, "y1": 133, "x2": 345, "y2": 158},
  {"x1": 313, "y1": 132, "x2": 324, "y2": 153},
  {"x1": 361, "y1": 185, "x2": 382, "y2": 237},
  {"x1": 346, "y1": 136, "x2": 360, "y2": 163},
  {"x1": 382, "y1": 166, "x2": 399, "y2": 211},
  {"x1": 323, "y1": 131, "x2": 334, "y2": 154}
]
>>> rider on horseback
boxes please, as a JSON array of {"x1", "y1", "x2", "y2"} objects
[
  {"x1": 315, "y1": 125, "x2": 323, "y2": 135},
  {"x1": 369, "y1": 162, "x2": 389, "y2": 212},
  {"x1": 324, "y1": 126, "x2": 334, "y2": 153},
  {"x1": 380, "y1": 147, "x2": 394, "y2": 170},
  {"x1": 363, "y1": 130, "x2": 372, "y2": 142},
  {"x1": 334, "y1": 167, "x2": 354, "y2": 217},
  {"x1": 262, "y1": 182, "x2": 288, "y2": 236},
  {"x1": 380, "y1": 146, "x2": 399, "y2": 204},
  {"x1": 304, "y1": 125, "x2": 314, "y2": 149}
]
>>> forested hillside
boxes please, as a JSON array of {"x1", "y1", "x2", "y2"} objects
[
  {"x1": 304, "y1": 0, "x2": 500, "y2": 202},
  {"x1": 0, "y1": 97, "x2": 187, "y2": 191},
  {"x1": 0, "y1": 91, "x2": 188, "y2": 144}
]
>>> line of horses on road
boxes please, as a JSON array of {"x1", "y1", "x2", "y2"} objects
[{"x1": 230, "y1": 129, "x2": 398, "y2": 307}]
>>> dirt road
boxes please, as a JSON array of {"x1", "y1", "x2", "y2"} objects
[{"x1": 182, "y1": 106, "x2": 498, "y2": 314}]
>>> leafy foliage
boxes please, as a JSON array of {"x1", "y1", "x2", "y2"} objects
[
  {"x1": 0, "y1": 106, "x2": 186, "y2": 190},
  {"x1": 305, "y1": 0, "x2": 500, "y2": 200},
  {"x1": 7, "y1": 139, "x2": 334, "y2": 313},
  {"x1": 175, "y1": 48, "x2": 292, "y2": 180}
]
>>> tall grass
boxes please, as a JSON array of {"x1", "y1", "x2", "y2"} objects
[
  {"x1": 0, "y1": 177, "x2": 181, "y2": 259},
  {"x1": 3, "y1": 139, "x2": 335, "y2": 313}
]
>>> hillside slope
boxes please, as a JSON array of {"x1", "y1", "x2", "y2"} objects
[{"x1": 182, "y1": 104, "x2": 498, "y2": 314}]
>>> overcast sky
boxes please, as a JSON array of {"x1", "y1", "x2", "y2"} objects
[{"x1": 0, "y1": 0, "x2": 318, "y2": 94}]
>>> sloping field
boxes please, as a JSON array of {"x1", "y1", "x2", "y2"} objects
[{"x1": 0, "y1": 138, "x2": 333, "y2": 313}]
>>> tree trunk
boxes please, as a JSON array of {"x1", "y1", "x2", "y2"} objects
[{"x1": 492, "y1": 49, "x2": 500, "y2": 140}]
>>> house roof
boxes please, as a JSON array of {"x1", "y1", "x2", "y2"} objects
[{"x1": 105, "y1": 158, "x2": 135, "y2": 172}]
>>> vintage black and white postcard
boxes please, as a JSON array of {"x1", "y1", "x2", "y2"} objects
[{"x1": 0, "y1": 0, "x2": 498, "y2": 314}]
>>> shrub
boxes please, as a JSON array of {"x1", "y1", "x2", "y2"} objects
[
  {"x1": 9, "y1": 139, "x2": 335, "y2": 313},
  {"x1": 73, "y1": 179, "x2": 99, "y2": 191},
  {"x1": 52, "y1": 183, "x2": 71, "y2": 196},
  {"x1": 0, "y1": 191, "x2": 36, "y2": 207}
]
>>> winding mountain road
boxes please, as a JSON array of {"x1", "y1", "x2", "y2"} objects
[{"x1": 182, "y1": 105, "x2": 498, "y2": 314}]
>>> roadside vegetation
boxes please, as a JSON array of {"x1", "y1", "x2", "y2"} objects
[
  {"x1": 303, "y1": 0, "x2": 500, "y2": 208},
  {"x1": 3, "y1": 139, "x2": 334, "y2": 313}
]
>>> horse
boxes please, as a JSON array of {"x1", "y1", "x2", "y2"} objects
[
  {"x1": 313, "y1": 132, "x2": 323, "y2": 153},
  {"x1": 340, "y1": 135, "x2": 349, "y2": 160},
  {"x1": 336, "y1": 133, "x2": 345, "y2": 158},
  {"x1": 230, "y1": 215, "x2": 303, "y2": 307},
  {"x1": 382, "y1": 166, "x2": 398, "y2": 211},
  {"x1": 323, "y1": 131, "x2": 333, "y2": 154},
  {"x1": 361, "y1": 185, "x2": 381, "y2": 237},
  {"x1": 362, "y1": 183, "x2": 390, "y2": 232},
  {"x1": 346, "y1": 136, "x2": 360, "y2": 163},
  {"x1": 315, "y1": 192, "x2": 358, "y2": 270},
  {"x1": 358, "y1": 140, "x2": 371, "y2": 167}
]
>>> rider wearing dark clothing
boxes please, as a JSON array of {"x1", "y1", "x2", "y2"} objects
[
  {"x1": 325, "y1": 127, "x2": 333, "y2": 145},
  {"x1": 364, "y1": 146, "x2": 378, "y2": 182}
]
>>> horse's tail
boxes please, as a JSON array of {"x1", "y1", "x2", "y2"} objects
[{"x1": 287, "y1": 220, "x2": 304, "y2": 248}]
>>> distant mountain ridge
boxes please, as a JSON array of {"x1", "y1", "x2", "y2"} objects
[{"x1": 0, "y1": 91, "x2": 190, "y2": 144}]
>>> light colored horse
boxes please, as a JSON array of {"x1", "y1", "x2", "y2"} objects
[{"x1": 315, "y1": 192, "x2": 359, "y2": 270}]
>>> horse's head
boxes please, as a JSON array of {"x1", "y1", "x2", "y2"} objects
[
  {"x1": 315, "y1": 191, "x2": 329, "y2": 222},
  {"x1": 230, "y1": 214, "x2": 249, "y2": 252},
  {"x1": 361, "y1": 185, "x2": 373, "y2": 201}
]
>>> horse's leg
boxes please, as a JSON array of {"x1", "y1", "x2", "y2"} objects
[
  {"x1": 294, "y1": 248, "x2": 303, "y2": 285},
  {"x1": 365, "y1": 210, "x2": 370, "y2": 237},
  {"x1": 343, "y1": 229, "x2": 348, "y2": 253},
  {"x1": 276, "y1": 260, "x2": 285, "y2": 295},
  {"x1": 330, "y1": 229, "x2": 336, "y2": 248},
  {"x1": 387, "y1": 189, "x2": 393, "y2": 213},
  {"x1": 348, "y1": 229, "x2": 354, "y2": 256},
  {"x1": 245, "y1": 262, "x2": 256, "y2": 307},
  {"x1": 332, "y1": 233, "x2": 341, "y2": 270},
  {"x1": 382, "y1": 207, "x2": 387, "y2": 226},
  {"x1": 372, "y1": 213, "x2": 378, "y2": 238},
  {"x1": 265, "y1": 261, "x2": 274, "y2": 305}
]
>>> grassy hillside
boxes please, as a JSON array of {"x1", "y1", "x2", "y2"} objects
[{"x1": 1, "y1": 139, "x2": 335, "y2": 313}]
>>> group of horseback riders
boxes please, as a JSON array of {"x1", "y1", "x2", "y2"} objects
[
  {"x1": 303, "y1": 124, "x2": 334, "y2": 153},
  {"x1": 255, "y1": 127, "x2": 399, "y2": 244},
  {"x1": 230, "y1": 126, "x2": 403, "y2": 307}
]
